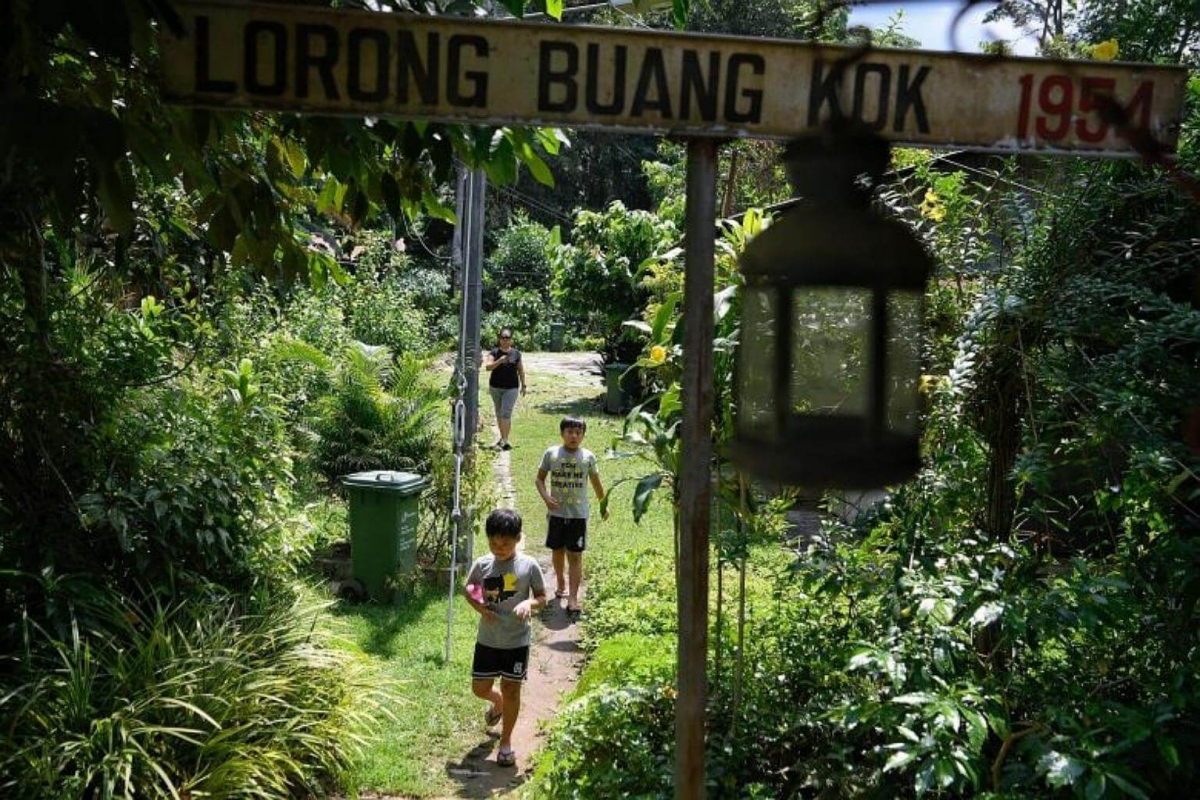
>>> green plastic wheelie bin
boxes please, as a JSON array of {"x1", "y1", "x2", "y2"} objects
[
  {"x1": 341, "y1": 470, "x2": 427, "y2": 601},
  {"x1": 604, "y1": 362, "x2": 632, "y2": 414}
]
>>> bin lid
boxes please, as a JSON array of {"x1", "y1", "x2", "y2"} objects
[{"x1": 341, "y1": 470, "x2": 427, "y2": 494}]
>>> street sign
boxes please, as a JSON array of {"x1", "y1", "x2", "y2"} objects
[{"x1": 161, "y1": 1, "x2": 1187, "y2": 155}]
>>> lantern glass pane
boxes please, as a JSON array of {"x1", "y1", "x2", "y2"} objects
[
  {"x1": 738, "y1": 285, "x2": 778, "y2": 438},
  {"x1": 790, "y1": 287, "x2": 868, "y2": 418},
  {"x1": 886, "y1": 289, "x2": 922, "y2": 435}
]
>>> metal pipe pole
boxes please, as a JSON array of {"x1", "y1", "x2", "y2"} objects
[
  {"x1": 675, "y1": 137, "x2": 718, "y2": 800},
  {"x1": 462, "y1": 168, "x2": 486, "y2": 450}
]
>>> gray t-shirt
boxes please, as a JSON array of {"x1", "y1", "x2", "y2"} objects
[
  {"x1": 466, "y1": 552, "x2": 546, "y2": 648},
  {"x1": 539, "y1": 445, "x2": 599, "y2": 520}
]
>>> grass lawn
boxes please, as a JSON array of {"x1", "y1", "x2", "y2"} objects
[
  {"x1": 311, "y1": 355, "x2": 677, "y2": 797},
  {"x1": 318, "y1": 583, "x2": 482, "y2": 793}
]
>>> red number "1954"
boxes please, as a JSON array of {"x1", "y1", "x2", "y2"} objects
[{"x1": 1017, "y1": 74, "x2": 1153, "y2": 143}]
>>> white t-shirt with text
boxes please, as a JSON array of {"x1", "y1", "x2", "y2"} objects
[{"x1": 539, "y1": 445, "x2": 599, "y2": 520}]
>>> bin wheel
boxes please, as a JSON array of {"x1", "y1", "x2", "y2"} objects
[{"x1": 337, "y1": 578, "x2": 366, "y2": 602}]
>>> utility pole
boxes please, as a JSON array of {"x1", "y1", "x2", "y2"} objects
[{"x1": 457, "y1": 164, "x2": 486, "y2": 451}]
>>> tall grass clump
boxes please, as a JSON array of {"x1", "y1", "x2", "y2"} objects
[{"x1": 0, "y1": 584, "x2": 377, "y2": 799}]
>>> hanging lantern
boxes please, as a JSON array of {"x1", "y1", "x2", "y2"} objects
[{"x1": 730, "y1": 126, "x2": 932, "y2": 488}]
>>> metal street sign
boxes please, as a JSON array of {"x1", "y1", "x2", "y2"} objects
[{"x1": 161, "y1": 1, "x2": 1187, "y2": 155}]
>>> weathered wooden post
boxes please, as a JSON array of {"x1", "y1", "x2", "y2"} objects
[{"x1": 676, "y1": 137, "x2": 718, "y2": 799}]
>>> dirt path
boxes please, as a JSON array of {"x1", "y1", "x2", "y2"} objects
[{"x1": 443, "y1": 352, "x2": 601, "y2": 797}]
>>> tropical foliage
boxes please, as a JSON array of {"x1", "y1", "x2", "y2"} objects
[
  {"x1": 0, "y1": 0, "x2": 549, "y2": 794},
  {"x1": 535, "y1": 3, "x2": 1200, "y2": 796},
  {"x1": 1, "y1": 588, "x2": 372, "y2": 798},
  {"x1": 3, "y1": 0, "x2": 1199, "y2": 796}
]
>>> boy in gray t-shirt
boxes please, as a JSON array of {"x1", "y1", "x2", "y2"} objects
[
  {"x1": 465, "y1": 508, "x2": 546, "y2": 767},
  {"x1": 535, "y1": 416, "x2": 607, "y2": 619}
]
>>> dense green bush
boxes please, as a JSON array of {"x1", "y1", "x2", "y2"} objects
[
  {"x1": 291, "y1": 345, "x2": 446, "y2": 486},
  {"x1": 0, "y1": 585, "x2": 373, "y2": 798},
  {"x1": 581, "y1": 546, "x2": 678, "y2": 649},
  {"x1": 218, "y1": 266, "x2": 450, "y2": 376},
  {"x1": 331, "y1": 228, "x2": 458, "y2": 353},
  {"x1": 487, "y1": 213, "x2": 554, "y2": 299},
  {"x1": 535, "y1": 685, "x2": 676, "y2": 798},
  {"x1": 341, "y1": 276, "x2": 429, "y2": 355},
  {"x1": 77, "y1": 362, "x2": 294, "y2": 593},
  {"x1": 0, "y1": 259, "x2": 307, "y2": 605},
  {"x1": 483, "y1": 286, "x2": 551, "y2": 349},
  {"x1": 550, "y1": 200, "x2": 678, "y2": 354},
  {"x1": 392, "y1": 265, "x2": 458, "y2": 346}
]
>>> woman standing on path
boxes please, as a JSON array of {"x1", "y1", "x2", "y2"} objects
[{"x1": 484, "y1": 327, "x2": 526, "y2": 450}]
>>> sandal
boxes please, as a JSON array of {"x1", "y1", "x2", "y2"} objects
[
  {"x1": 484, "y1": 706, "x2": 502, "y2": 727},
  {"x1": 554, "y1": 589, "x2": 568, "y2": 599},
  {"x1": 497, "y1": 747, "x2": 517, "y2": 767}
]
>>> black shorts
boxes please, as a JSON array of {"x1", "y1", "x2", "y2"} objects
[
  {"x1": 545, "y1": 516, "x2": 587, "y2": 552},
  {"x1": 472, "y1": 643, "x2": 530, "y2": 682}
]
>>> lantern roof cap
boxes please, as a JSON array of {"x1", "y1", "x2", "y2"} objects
[
  {"x1": 738, "y1": 207, "x2": 931, "y2": 289},
  {"x1": 783, "y1": 123, "x2": 891, "y2": 204}
]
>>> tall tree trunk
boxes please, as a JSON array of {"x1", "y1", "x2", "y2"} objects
[
  {"x1": 727, "y1": 477, "x2": 749, "y2": 736},
  {"x1": 721, "y1": 148, "x2": 740, "y2": 219},
  {"x1": 733, "y1": 554, "x2": 746, "y2": 719},
  {"x1": 714, "y1": 546, "x2": 724, "y2": 679},
  {"x1": 984, "y1": 376, "x2": 1022, "y2": 541},
  {"x1": 981, "y1": 334, "x2": 1025, "y2": 542}
]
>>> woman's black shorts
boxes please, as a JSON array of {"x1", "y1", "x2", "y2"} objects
[
  {"x1": 472, "y1": 643, "x2": 530, "y2": 682},
  {"x1": 545, "y1": 516, "x2": 587, "y2": 552}
]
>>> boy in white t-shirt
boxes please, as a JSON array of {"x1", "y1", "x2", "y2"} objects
[{"x1": 535, "y1": 417, "x2": 607, "y2": 619}]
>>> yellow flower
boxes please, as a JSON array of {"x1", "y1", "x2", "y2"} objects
[
  {"x1": 918, "y1": 190, "x2": 946, "y2": 222},
  {"x1": 1090, "y1": 39, "x2": 1119, "y2": 61},
  {"x1": 649, "y1": 345, "x2": 667, "y2": 364}
]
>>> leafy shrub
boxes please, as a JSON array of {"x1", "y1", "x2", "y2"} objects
[
  {"x1": 392, "y1": 265, "x2": 456, "y2": 347},
  {"x1": 0, "y1": 264, "x2": 208, "y2": 607},
  {"x1": 533, "y1": 544, "x2": 677, "y2": 797},
  {"x1": 575, "y1": 633, "x2": 674, "y2": 696},
  {"x1": 337, "y1": 228, "x2": 456, "y2": 352},
  {"x1": 73, "y1": 358, "x2": 294, "y2": 593},
  {"x1": 0, "y1": 585, "x2": 374, "y2": 798},
  {"x1": 341, "y1": 276, "x2": 427, "y2": 355},
  {"x1": 550, "y1": 201, "x2": 677, "y2": 348},
  {"x1": 487, "y1": 213, "x2": 554, "y2": 299},
  {"x1": 303, "y1": 346, "x2": 446, "y2": 486},
  {"x1": 273, "y1": 283, "x2": 354, "y2": 358},
  {"x1": 219, "y1": 267, "x2": 450, "y2": 373},
  {"x1": 341, "y1": 227, "x2": 407, "y2": 273},
  {"x1": 534, "y1": 685, "x2": 676, "y2": 798},
  {"x1": 483, "y1": 286, "x2": 551, "y2": 349},
  {"x1": 581, "y1": 546, "x2": 677, "y2": 648}
]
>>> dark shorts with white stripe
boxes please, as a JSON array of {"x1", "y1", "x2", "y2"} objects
[
  {"x1": 545, "y1": 516, "x2": 587, "y2": 553},
  {"x1": 472, "y1": 643, "x2": 530, "y2": 682}
]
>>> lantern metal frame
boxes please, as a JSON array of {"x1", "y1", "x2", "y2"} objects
[{"x1": 729, "y1": 126, "x2": 932, "y2": 488}]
